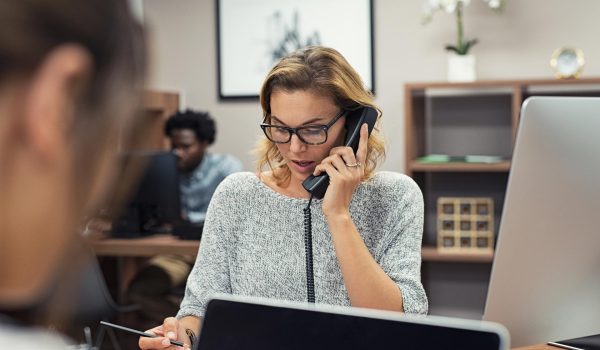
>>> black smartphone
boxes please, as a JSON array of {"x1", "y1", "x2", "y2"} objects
[
  {"x1": 302, "y1": 106, "x2": 378, "y2": 199},
  {"x1": 99, "y1": 320, "x2": 185, "y2": 347}
]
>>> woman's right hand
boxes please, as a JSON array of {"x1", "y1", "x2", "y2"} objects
[{"x1": 139, "y1": 317, "x2": 191, "y2": 350}]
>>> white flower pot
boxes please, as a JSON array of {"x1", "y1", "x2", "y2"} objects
[{"x1": 447, "y1": 53, "x2": 476, "y2": 82}]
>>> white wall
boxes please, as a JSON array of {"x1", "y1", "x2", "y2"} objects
[{"x1": 143, "y1": 0, "x2": 600, "y2": 172}]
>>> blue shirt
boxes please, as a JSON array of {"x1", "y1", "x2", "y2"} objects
[{"x1": 179, "y1": 153, "x2": 243, "y2": 223}]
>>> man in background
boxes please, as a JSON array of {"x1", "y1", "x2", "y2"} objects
[
  {"x1": 127, "y1": 109, "x2": 242, "y2": 326},
  {"x1": 167, "y1": 109, "x2": 242, "y2": 223}
]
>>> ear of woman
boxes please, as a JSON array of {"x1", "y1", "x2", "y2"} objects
[{"x1": 23, "y1": 44, "x2": 92, "y2": 162}]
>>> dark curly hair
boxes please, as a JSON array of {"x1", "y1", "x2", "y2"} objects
[{"x1": 164, "y1": 109, "x2": 216, "y2": 145}]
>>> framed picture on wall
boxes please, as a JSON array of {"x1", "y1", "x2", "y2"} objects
[{"x1": 216, "y1": 0, "x2": 374, "y2": 99}]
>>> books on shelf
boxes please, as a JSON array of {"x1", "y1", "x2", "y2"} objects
[{"x1": 416, "y1": 154, "x2": 505, "y2": 164}]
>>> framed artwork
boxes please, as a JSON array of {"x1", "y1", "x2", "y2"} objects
[{"x1": 216, "y1": 0, "x2": 374, "y2": 99}]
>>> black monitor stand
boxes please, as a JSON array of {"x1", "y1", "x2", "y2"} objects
[
  {"x1": 172, "y1": 221, "x2": 203, "y2": 240},
  {"x1": 112, "y1": 204, "x2": 173, "y2": 238}
]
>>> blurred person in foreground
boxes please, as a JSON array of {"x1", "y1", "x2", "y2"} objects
[{"x1": 0, "y1": 0, "x2": 146, "y2": 348}]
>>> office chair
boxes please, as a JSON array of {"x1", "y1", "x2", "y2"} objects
[{"x1": 69, "y1": 243, "x2": 140, "y2": 350}]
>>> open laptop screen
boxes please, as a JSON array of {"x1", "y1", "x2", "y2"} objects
[{"x1": 195, "y1": 296, "x2": 508, "y2": 350}]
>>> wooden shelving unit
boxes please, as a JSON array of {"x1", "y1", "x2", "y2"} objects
[
  {"x1": 142, "y1": 90, "x2": 179, "y2": 150},
  {"x1": 405, "y1": 77, "x2": 600, "y2": 252},
  {"x1": 116, "y1": 90, "x2": 179, "y2": 152},
  {"x1": 405, "y1": 77, "x2": 600, "y2": 318}
]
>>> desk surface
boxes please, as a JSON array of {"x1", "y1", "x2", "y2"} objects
[
  {"x1": 89, "y1": 236, "x2": 568, "y2": 350},
  {"x1": 91, "y1": 235, "x2": 492, "y2": 262},
  {"x1": 514, "y1": 345, "x2": 556, "y2": 350},
  {"x1": 90, "y1": 234, "x2": 199, "y2": 257}
]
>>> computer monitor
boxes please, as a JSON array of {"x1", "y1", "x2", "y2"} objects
[
  {"x1": 112, "y1": 151, "x2": 182, "y2": 237},
  {"x1": 196, "y1": 295, "x2": 509, "y2": 350},
  {"x1": 483, "y1": 97, "x2": 600, "y2": 347}
]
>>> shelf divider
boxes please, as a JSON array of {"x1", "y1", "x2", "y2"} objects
[
  {"x1": 421, "y1": 246, "x2": 494, "y2": 263},
  {"x1": 410, "y1": 161, "x2": 511, "y2": 172}
]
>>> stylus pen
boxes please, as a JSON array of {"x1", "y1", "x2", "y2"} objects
[{"x1": 100, "y1": 320, "x2": 185, "y2": 347}]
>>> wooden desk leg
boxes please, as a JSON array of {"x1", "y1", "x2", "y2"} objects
[
  {"x1": 115, "y1": 257, "x2": 150, "y2": 330},
  {"x1": 116, "y1": 257, "x2": 147, "y2": 304}
]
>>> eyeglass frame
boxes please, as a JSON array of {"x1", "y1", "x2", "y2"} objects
[{"x1": 260, "y1": 110, "x2": 346, "y2": 145}]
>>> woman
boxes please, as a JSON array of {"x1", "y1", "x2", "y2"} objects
[
  {"x1": 140, "y1": 46, "x2": 427, "y2": 350},
  {"x1": 0, "y1": 0, "x2": 146, "y2": 348}
]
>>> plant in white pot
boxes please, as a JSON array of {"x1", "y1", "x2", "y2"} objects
[{"x1": 423, "y1": 0, "x2": 505, "y2": 82}]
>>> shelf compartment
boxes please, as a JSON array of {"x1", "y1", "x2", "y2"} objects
[
  {"x1": 425, "y1": 94, "x2": 514, "y2": 159},
  {"x1": 419, "y1": 172, "x2": 509, "y2": 247}
]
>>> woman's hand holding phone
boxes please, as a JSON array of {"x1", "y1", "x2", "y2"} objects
[
  {"x1": 139, "y1": 317, "x2": 191, "y2": 350},
  {"x1": 313, "y1": 123, "x2": 369, "y2": 218}
]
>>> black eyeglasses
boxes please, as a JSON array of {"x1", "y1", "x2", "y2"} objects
[{"x1": 260, "y1": 110, "x2": 345, "y2": 145}]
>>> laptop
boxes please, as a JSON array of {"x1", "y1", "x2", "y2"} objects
[
  {"x1": 195, "y1": 295, "x2": 509, "y2": 350},
  {"x1": 483, "y1": 97, "x2": 600, "y2": 347}
]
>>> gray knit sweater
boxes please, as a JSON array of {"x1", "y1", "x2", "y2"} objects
[{"x1": 177, "y1": 171, "x2": 428, "y2": 318}]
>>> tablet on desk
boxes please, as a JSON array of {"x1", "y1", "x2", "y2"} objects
[
  {"x1": 549, "y1": 334, "x2": 600, "y2": 350},
  {"x1": 194, "y1": 295, "x2": 509, "y2": 350}
]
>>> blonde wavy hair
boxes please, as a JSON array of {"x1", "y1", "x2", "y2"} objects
[{"x1": 256, "y1": 46, "x2": 385, "y2": 186}]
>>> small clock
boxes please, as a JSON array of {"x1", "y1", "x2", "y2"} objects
[{"x1": 550, "y1": 47, "x2": 585, "y2": 79}]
